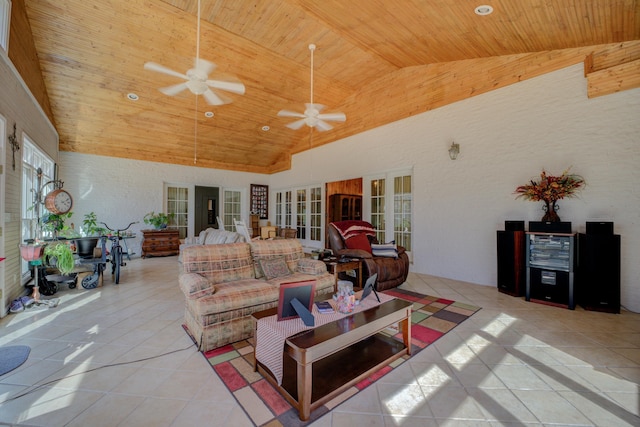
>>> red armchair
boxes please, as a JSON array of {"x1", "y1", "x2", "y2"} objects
[{"x1": 327, "y1": 221, "x2": 409, "y2": 291}]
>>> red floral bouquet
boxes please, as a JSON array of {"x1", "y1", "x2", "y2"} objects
[{"x1": 515, "y1": 168, "x2": 585, "y2": 203}]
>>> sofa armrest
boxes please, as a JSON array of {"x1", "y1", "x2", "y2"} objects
[
  {"x1": 184, "y1": 236, "x2": 199, "y2": 245},
  {"x1": 295, "y1": 258, "x2": 328, "y2": 275},
  {"x1": 179, "y1": 273, "x2": 215, "y2": 299}
]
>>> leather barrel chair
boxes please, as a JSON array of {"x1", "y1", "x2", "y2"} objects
[{"x1": 327, "y1": 221, "x2": 409, "y2": 291}]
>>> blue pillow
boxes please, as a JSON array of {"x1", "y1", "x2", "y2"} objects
[{"x1": 371, "y1": 241, "x2": 398, "y2": 258}]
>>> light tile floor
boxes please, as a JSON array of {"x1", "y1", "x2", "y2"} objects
[{"x1": 1, "y1": 257, "x2": 639, "y2": 426}]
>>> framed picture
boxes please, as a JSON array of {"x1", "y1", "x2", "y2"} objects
[
  {"x1": 250, "y1": 184, "x2": 268, "y2": 219},
  {"x1": 277, "y1": 280, "x2": 316, "y2": 321}
]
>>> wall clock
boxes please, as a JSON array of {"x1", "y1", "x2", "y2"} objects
[{"x1": 44, "y1": 189, "x2": 73, "y2": 214}]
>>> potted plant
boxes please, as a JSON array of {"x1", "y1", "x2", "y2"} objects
[
  {"x1": 44, "y1": 241, "x2": 75, "y2": 275},
  {"x1": 82, "y1": 212, "x2": 107, "y2": 236},
  {"x1": 41, "y1": 212, "x2": 74, "y2": 238},
  {"x1": 143, "y1": 211, "x2": 175, "y2": 229},
  {"x1": 75, "y1": 212, "x2": 106, "y2": 258}
]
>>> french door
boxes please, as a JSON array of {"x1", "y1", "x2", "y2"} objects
[
  {"x1": 364, "y1": 170, "x2": 412, "y2": 256},
  {"x1": 274, "y1": 185, "x2": 323, "y2": 249}
]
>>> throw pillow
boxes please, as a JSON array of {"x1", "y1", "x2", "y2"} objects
[
  {"x1": 345, "y1": 233, "x2": 372, "y2": 254},
  {"x1": 258, "y1": 257, "x2": 291, "y2": 280},
  {"x1": 371, "y1": 241, "x2": 398, "y2": 258}
]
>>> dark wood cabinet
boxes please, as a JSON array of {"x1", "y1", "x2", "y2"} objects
[
  {"x1": 577, "y1": 233, "x2": 620, "y2": 313},
  {"x1": 329, "y1": 194, "x2": 362, "y2": 223},
  {"x1": 141, "y1": 229, "x2": 180, "y2": 258}
]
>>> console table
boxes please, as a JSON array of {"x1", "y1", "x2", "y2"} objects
[{"x1": 141, "y1": 229, "x2": 179, "y2": 258}]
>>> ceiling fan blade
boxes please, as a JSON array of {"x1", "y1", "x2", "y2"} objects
[
  {"x1": 278, "y1": 110, "x2": 305, "y2": 118},
  {"x1": 305, "y1": 103, "x2": 325, "y2": 112},
  {"x1": 144, "y1": 62, "x2": 188, "y2": 80},
  {"x1": 206, "y1": 79, "x2": 246, "y2": 95},
  {"x1": 159, "y1": 82, "x2": 188, "y2": 96},
  {"x1": 202, "y1": 88, "x2": 227, "y2": 105},
  {"x1": 286, "y1": 119, "x2": 307, "y2": 130},
  {"x1": 315, "y1": 120, "x2": 334, "y2": 131},
  {"x1": 194, "y1": 58, "x2": 216, "y2": 75},
  {"x1": 317, "y1": 112, "x2": 346, "y2": 122}
]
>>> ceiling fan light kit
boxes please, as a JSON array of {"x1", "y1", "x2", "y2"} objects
[
  {"x1": 278, "y1": 43, "x2": 346, "y2": 131},
  {"x1": 143, "y1": 0, "x2": 245, "y2": 106}
]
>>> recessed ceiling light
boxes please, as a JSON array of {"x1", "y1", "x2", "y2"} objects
[
  {"x1": 261, "y1": 126, "x2": 270, "y2": 131},
  {"x1": 204, "y1": 111, "x2": 214, "y2": 118},
  {"x1": 475, "y1": 5, "x2": 493, "y2": 15},
  {"x1": 126, "y1": 93, "x2": 139, "y2": 101}
]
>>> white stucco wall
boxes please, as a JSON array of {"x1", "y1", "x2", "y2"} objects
[
  {"x1": 57, "y1": 153, "x2": 268, "y2": 256},
  {"x1": 272, "y1": 64, "x2": 640, "y2": 312},
  {"x1": 59, "y1": 64, "x2": 640, "y2": 312}
]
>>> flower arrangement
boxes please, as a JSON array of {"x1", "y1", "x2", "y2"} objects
[
  {"x1": 514, "y1": 168, "x2": 585, "y2": 203},
  {"x1": 514, "y1": 168, "x2": 585, "y2": 222}
]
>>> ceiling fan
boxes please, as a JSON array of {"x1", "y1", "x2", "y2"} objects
[
  {"x1": 278, "y1": 44, "x2": 346, "y2": 131},
  {"x1": 143, "y1": 0, "x2": 245, "y2": 105}
]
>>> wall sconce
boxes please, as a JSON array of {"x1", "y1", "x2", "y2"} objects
[{"x1": 448, "y1": 142, "x2": 460, "y2": 160}]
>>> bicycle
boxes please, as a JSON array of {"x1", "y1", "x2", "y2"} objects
[{"x1": 101, "y1": 221, "x2": 138, "y2": 284}]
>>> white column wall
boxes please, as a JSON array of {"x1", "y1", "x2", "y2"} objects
[{"x1": 271, "y1": 64, "x2": 640, "y2": 312}]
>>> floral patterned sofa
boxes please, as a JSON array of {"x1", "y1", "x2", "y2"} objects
[{"x1": 179, "y1": 239, "x2": 334, "y2": 352}]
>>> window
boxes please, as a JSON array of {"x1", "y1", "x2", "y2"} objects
[
  {"x1": 310, "y1": 187, "x2": 322, "y2": 241},
  {"x1": 370, "y1": 178, "x2": 386, "y2": 243},
  {"x1": 275, "y1": 192, "x2": 282, "y2": 228},
  {"x1": 296, "y1": 189, "x2": 307, "y2": 239},
  {"x1": 393, "y1": 175, "x2": 412, "y2": 251},
  {"x1": 365, "y1": 170, "x2": 412, "y2": 254},
  {"x1": 274, "y1": 186, "x2": 322, "y2": 248},
  {"x1": 223, "y1": 189, "x2": 242, "y2": 231},
  {"x1": 284, "y1": 191, "x2": 292, "y2": 228},
  {"x1": 21, "y1": 136, "x2": 55, "y2": 278},
  {"x1": 0, "y1": 0, "x2": 10, "y2": 52},
  {"x1": 166, "y1": 186, "x2": 188, "y2": 239}
]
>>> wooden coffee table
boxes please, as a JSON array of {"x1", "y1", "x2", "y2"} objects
[{"x1": 252, "y1": 298, "x2": 412, "y2": 421}]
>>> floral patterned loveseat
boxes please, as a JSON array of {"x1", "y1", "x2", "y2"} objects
[{"x1": 179, "y1": 239, "x2": 334, "y2": 352}]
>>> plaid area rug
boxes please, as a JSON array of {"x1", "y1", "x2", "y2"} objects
[{"x1": 194, "y1": 288, "x2": 481, "y2": 426}]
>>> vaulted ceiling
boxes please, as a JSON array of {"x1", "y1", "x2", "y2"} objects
[{"x1": 14, "y1": 1, "x2": 640, "y2": 173}]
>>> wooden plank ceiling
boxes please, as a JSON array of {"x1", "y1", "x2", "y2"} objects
[{"x1": 20, "y1": 0, "x2": 640, "y2": 173}]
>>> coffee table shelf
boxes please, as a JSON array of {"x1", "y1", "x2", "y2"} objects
[
  {"x1": 281, "y1": 333, "x2": 406, "y2": 401},
  {"x1": 253, "y1": 298, "x2": 412, "y2": 421}
]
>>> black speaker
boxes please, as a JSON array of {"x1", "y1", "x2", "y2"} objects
[
  {"x1": 497, "y1": 230, "x2": 526, "y2": 296},
  {"x1": 505, "y1": 220, "x2": 525, "y2": 231},
  {"x1": 586, "y1": 221, "x2": 614, "y2": 235},
  {"x1": 577, "y1": 233, "x2": 620, "y2": 313},
  {"x1": 529, "y1": 221, "x2": 572, "y2": 233}
]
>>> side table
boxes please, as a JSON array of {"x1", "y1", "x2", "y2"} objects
[{"x1": 323, "y1": 258, "x2": 362, "y2": 292}]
